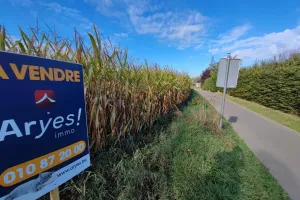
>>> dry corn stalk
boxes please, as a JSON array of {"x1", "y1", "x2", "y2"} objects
[{"x1": 1, "y1": 24, "x2": 192, "y2": 149}]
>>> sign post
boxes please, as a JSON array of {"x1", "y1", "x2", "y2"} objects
[
  {"x1": 219, "y1": 53, "x2": 231, "y2": 129},
  {"x1": 50, "y1": 188, "x2": 60, "y2": 200},
  {"x1": 217, "y1": 54, "x2": 241, "y2": 129},
  {"x1": 0, "y1": 51, "x2": 91, "y2": 200}
]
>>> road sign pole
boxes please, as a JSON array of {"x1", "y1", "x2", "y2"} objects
[
  {"x1": 50, "y1": 187, "x2": 60, "y2": 200},
  {"x1": 219, "y1": 53, "x2": 231, "y2": 129}
]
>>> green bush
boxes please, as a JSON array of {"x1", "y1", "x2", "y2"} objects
[{"x1": 230, "y1": 53, "x2": 300, "y2": 115}]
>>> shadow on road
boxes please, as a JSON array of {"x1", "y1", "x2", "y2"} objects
[{"x1": 228, "y1": 116, "x2": 238, "y2": 123}]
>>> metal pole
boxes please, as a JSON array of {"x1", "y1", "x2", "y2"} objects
[{"x1": 219, "y1": 53, "x2": 231, "y2": 129}]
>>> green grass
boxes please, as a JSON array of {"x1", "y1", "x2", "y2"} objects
[
  {"x1": 226, "y1": 95, "x2": 300, "y2": 133},
  {"x1": 48, "y1": 90, "x2": 289, "y2": 200}
]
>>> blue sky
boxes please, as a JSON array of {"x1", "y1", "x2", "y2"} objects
[{"x1": 2, "y1": 0, "x2": 300, "y2": 77}]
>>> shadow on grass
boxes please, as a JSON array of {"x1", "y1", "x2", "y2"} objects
[
  {"x1": 201, "y1": 146, "x2": 244, "y2": 199},
  {"x1": 175, "y1": 146, "x2": 244, "y2": 200},
  {"x1": 48, "y1": 92, "x2": 195, "y2": 200}
]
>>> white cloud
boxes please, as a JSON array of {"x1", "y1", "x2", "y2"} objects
[
  {"x1": 40, "y1": 2, "x2": 79, "y2": 14},
  {"x1": 209, "y1": 48, "x2": 219, "y2": 54},
  {"x1": 210, "y1": 26, "x2": 300, "y2": 61},
  {"x1": 10, "y1": 0, "x2": 32, "y2": 7},
  {"x1": 194, "y1": 43, "x2": 203, "y2": 50},
  {"x1": 85, "y1": 0, "x2": 128, "y2": 18},
  {"x1": 85, "y1": 0, "x2": 208, "y2": 50},
  {"x1": 114, "y1": 33, "x2": 128, "y2": 37},
  {"x1": 128, "y1": 3, "x2": 208, "y2": 50},
  {"x1": 216, "y1": 24, "x2": 251, "y2": 45},
  {"x1": 40, "y1": 2, "x2": 93, "y2": 30}
]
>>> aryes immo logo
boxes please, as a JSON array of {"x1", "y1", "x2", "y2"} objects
[{"x1": 35, "y1": 90, "x2": 56, "y2": 107}]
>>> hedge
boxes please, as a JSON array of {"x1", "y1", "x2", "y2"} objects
[{"x1": 229, "y1": 53, "x2": 300, "y2": 115}]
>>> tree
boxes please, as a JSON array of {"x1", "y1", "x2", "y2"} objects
[
  {"x1": 200, "y1": 68, "x2": 211, "y2": 85},
  {"x1": 209, "y1": 56, "x2": 216, "y2": 68},
  {"x1": 200, "y1": 57, "x2": 217, "y2": 85}
]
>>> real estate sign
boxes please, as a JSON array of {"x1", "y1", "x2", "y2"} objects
[{"x1": 0, "y1": 51, "x2": 90, "y2": 200}]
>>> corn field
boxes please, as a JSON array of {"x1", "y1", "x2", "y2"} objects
[{"x1": 0, "y1": 25, "x2": 191, "y2": 149}]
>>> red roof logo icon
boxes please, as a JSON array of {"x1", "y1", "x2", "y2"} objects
[{"x1": 35, "y1": 90, "x2": 56, "y2": 107}]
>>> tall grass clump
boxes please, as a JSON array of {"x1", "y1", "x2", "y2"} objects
[{"x1": 1, "y1": 24, "x2": 191, "y2": 149}]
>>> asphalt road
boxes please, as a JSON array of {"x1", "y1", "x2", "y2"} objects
[{"x1": 197, "y1": 89, "x2": 300, "y2": 200}]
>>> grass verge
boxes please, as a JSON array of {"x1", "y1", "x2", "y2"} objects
[
  {"x1": 48, "y1": 90, "x2": 289, "y2": 200},
  {"x1": 226, "y1": 95, "x2": 300, "y2": 133}
]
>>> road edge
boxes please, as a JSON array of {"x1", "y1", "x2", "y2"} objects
[{"x1": 224, "y1": 95, "x2": 300, "y2": 136}]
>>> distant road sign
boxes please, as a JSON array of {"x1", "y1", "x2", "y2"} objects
[
  {"x1": 217, "y1": 58, "x2": 241, "y2": 88},
  {"x1": 0, "y1": 51, "x2": 90, "y2": 200}
]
